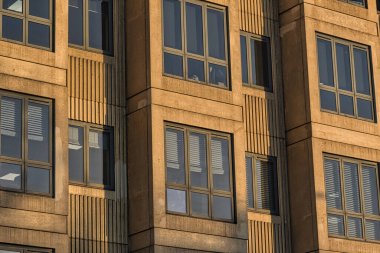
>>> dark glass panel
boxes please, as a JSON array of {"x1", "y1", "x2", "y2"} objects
[
  {"x1": 246, "y1": 157, "x2": 253, "y2": 208},
  {"x1": 163, "y1": 0, "x2": 182, "y2": 50},
  {"x1": 240, "y1": 35, "x2": 248, "y2": 84},
  {"x1": 88, "y1": 0, "x2": 113, "y2": 51},
  {"x1": 251, "y1": 38, "x2": 271, "y2": 88},
  {"x1": 207, "y1": 8, "x2": 225, "y2": 60},
  {"x1": 3, "y1": 0, "x2": 23, "y2": 13},
  {"x1": 186, "y1": 2, "x2": 203, "y2": 55},
  {"x1": 164, "y1": 53, "x2": 183, "y2": 77},
  {"x1": 320, "y1": 89, "x2": 337, "y2": 112},
  {"x1": 29, "y1": 0, "x2": 49, "y2": 19},
  {"x1": 357, "y1": 98, "x2": 373, "y2": 120},
  {"x1": 0, "y1": 163, "x2": 21, "y2": 190},
  {"x1": 336, "y1": 43, "x2": 352, "y2": 91},
  {"x1": 191, "y1": 192, "x2": 208, "y2": 217},
  {"x1": 26, "y1": 167, "x2": 50, "y2": 194},
  {"x1": 28, "y1": 22, "x2": 50, "y2": 48},
  {"x1": 89, "y1": 130, "x2": 111, "y2": 186},
  {"x1": 2, "y1": 16, "x2": 23, "y2": 42},
  {"x1": 69, "y1": 125, "x2": 84, "y2": 183},
  {"x1": 317, "y1": 38, "x2": 334, "y2": 86},
  {"x1": 339, "y1": 94, "x2": 354, "y2": 116},
  {"x1": 354, "y1": 48, "x2": 370, "y2": 95},
  {"x1": 209, "y1": 63, "x2": 227, "y2": 87},
  {"x1": 167, "y1": 188, "x2": 186, "y2": 213},
  {"x1": 1, "y1": 97, "x2": 22, "y2": 158},
  {"x1": 28, "y1": 102, "x2": 49, "y2": 162},
  {"x1": 69, "y1": 0, "x2": 84, "y2": 46},
  {"x1": 187, "y1": 58, "x2": 205, "y2": 82},
  {"x1": 212, "y1": 196, "x2": 232, "y2": 220}
]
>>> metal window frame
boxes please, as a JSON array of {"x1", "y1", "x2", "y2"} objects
[
  {"x1": 162, "y1": 0, "x2": 230, "y2": 89},
  {"x1": 0, "y1": 90, "x2": 53, "y2": 197},
  {"x1": 240, "y1": 32, "x2": 273, "y2": 92},
  {"x1": 0, "y1": 0, "x2": 54, "y2": 51},
  {"x1": 0, "y1": 243, "x2": 53, "y2": 253},
  {"x1": 316, "y1": 34, "x2": 375, "y2": 122},
  {"x1": 68, "y1": 120, "x2": 115, "y2": 190},
  {"x1": 68, "y1": 0, "x2": 114, "y2": 55},
  {"x1": 245, "y1": 153, "x2": 279, "y2": 215},
  {"x1": 164, "y1": 122, "x2": 235, "y2": 223},
  {"x1": 324, "y1": 154, "x2": 380, "y2": 242}
]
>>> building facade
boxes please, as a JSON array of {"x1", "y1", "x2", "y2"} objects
[{"x1": 0, "y1": 0, "x2": 378, "y2": 252}]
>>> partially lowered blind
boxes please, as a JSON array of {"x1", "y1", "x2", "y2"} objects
[
  {"x1": 165, "y1": 128, "x2": 185, "y2": 184},
  {"x1": 324, "y1": 158, "x2": 342, "y2": 210},
  {"x1": 362, "y1": 166, "x2": 379, "y2": 215},
  {"x1": 211, "y1": 137, "x2": 230, "y2": 191},
  {"x1": 28, "y1": 102, "x2": 49, "y2": 142},
  {"x1": 344, "y1": 162, "x2": 361, "y2": 213},
  {"x1": 189, "y1": 132, "x2": 207, "y2": 188},
  {"x1": 255, "y1": 159, "x2": 276, "y2": 212}
]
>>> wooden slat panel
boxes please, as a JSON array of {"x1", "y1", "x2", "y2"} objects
[{"x1": 248, "y1": 219, "x2": 284, "y2": 253}]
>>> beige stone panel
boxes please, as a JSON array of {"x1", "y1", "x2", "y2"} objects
[{"x1": 154, "y1": 228, "x2": 247, "y2": 252}]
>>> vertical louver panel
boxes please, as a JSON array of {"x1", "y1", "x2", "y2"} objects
[
  {"x1": 245, "y1": 157, "x2": 253, "y2": 208},
  {"x1": 365, "y1": 219, "x2": 380, "y2": 241},
  {"x1": 344, "y1": 162, "x2": 361, "y2": 213},
  {"x1": 347, "y1": 216, "x2": 363, "y2": 238},
  {"x1": 255, "y1": 159, "x2": 276, "y2": 212},
  {"x1": 324, "y1": 158, "x2": 342, "y2": 210},
  {"x1": 327, "y1": 214, "x2": 345, "y2": 236},
  {"x1": 165, "y1": 128, "x2": 185, "y2": 184},
  {"x1": 362, "y1": 166, "x2": 379, "y2": 215}
]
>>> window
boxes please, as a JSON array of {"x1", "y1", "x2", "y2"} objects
[
  {"x1": 240, "y1": 33, "x2": 272, "y2": 90},
  {"x1": 0, "y1": 0, "x2": 53, "y2": 49},
  {"x1": 163, "y1": 0, "x2": 229, "y2": 88},
  {"x1": 69, "y1": 0, "x2": 113, "y2": 54},
  {"x1": 0, "y1": 91, "x2": 53, "y2": 196},
  {"x1": 317, "y1": 35, "x2": 374, "y2": 121},
  {"x1": 0, "y1": 243, "x2": 52, "y2": 252},
  {"x1": 340, "y1": 0, "x2": 366, "y2": 7},
  {"x1": 69, "y1": 122, "x2": 114, "y2": 189},
  {"x1": 246, "y1": 155, "x2": 278, "y2": 214},
  {"x1": 165, "y1": 123, "x2": 234, "y2": 221},
  {"x1": 324, "y1": 155, "x2": 380, "y2": 241}
]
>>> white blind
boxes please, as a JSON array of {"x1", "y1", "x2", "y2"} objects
[
  {"x1": 69, "y1": 126, "x2": 83, "y2": 150},
  {"x1": 211, "y1": 138, "x2": 226, "y2": 175},
  {"x1": 89, "y1": 131, "x2": 102, "y2": 149},
  {"x1": 189, "y1": 132, "x2": 206, "y2": 173},
  {"x1": 362, "y1": 166, "x2": 379, "y2": 215},
  {"x1": 28, "y1": 103, "x2": 49, "y2": 142},
  {"x1": 344, "y1": 162, "x2": 361, "y2": 213},
  {"x1": 165, "y1": 128, "x2": 184, "y2": 170},
  {"x1": 1, "y1": 97, "x2": 21, "y2": 137},
  {"x1": 324, "y1": 159, "x2": 342, "y2": 210}
]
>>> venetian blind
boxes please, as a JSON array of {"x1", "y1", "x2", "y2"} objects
[
  {"x1": 255, "y1": 159, "x2": 275, "y2": 211},
  {"x1": 362, "y1": 166, "x2": 379, "y2": 215},
  {"x1": 189, "y1": 132, "x2": 207, "y2": 173},
  {"x1": 344, "y1": 162, "x2": 361, "y2": 213},
  {"x1": 324, "y1": 159, "x2": 342, "y2": 210},
  {"x1": 165, "y1": 128, "x2": 184, "y2": 170},
  {"x1": 28, "y1": 102, "x2": 48, "y2": 142},
  {"x1": 1, "y1": 97, "x2": 21, "y2": 137}
]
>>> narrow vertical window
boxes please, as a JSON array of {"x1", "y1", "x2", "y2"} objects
[
  {"x1": 69, "y1": 125, "x2": 84, "y2": 183},
  {"x1": 69, "y1": 0, "x2": 84, "y2": 46},
  {"x1": 240, "y1": 35, "x2": 248, "y2": 84}
]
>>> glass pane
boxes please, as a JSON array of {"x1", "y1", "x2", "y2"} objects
[
  {"x1": 362, "y1": 166, "x2": 379, "y2": 215},
  {"x1": 246, "y1": 157, "x2": 253, "y2": 208},
  {"x1": 339, "y1": 94, "x2": 354, "y2": 116},
  {"x1": 69, "y1": 125, "x2": 84, "y2": 183},
  {"x1": 165, "y1": 128, "x2": 185, "y2": 185},
  {"x1": 1, "y1": 97, "x2": 22, "y2": 158},
  {"x1": 186, "y1": 3, "x2": 203, "y2": 55},
  {"x1": 187, "y1": 58, "x2": 205, "y2": 82},
  {"x1": 347, "y1": 216, "x2": 363, "y2": 238},
  {"x1": 29, "y1": 0, "x2": 49, "y2": 19},
  {"x1": 0, "y1": 249, "x2": 20, "y2": 253},
  {"x1": 317, "y1": 38, "x2": 334, "y2": 86},
  {"x1": 354, "y1": 48, "x2": 370, "y2": 95},
  {"x1": 167, "y1": 188, "x2": 186, "y2": 213},
  {"x1": 209, "y1": 63, "x2": 227, "y2": 87},
  {"x1": 2, "y1": 16, "x2": 23, "y2": 42},
  {"x1": 191, "y1": 192, "x2": 208, "y2": 217},
  {"x1": 163, "y1": 0, "x2": 182, "y2": 50},
  {"x1": 211, "y1": 137, "x2": 230, "y2": 191},
  {"x1": 349, "y1": 0, "x2": 365, "y2": 6},
  {"x1": 164, "y1": 53, "x2": 183, "y2": 77},
  {"x1": 357, "y1": 98, "x2": 373, "y2": 120},
  {"x1": 0, "y1": 163, "x2": 21, "y2": 190},
  {"x1": 256, "y1": 159, "x2": 277, "y2": 212},
  {"x1": 26, "y1": 167, "x2": 50, "y2": 194},
  {"x1": 207, "y1": 8, "x2": 225, "y2": 60},
  {"x1": 336, "y1": 43, "x2": 352, "y2": 91},
  {"x1": 212, "y1": 196, "x2": 232, "y2": 220},
  {"x1": 327, "y1": 214, "x2": 345, "y2": 236},
  {"x1": 324, "y1": 158, "x2": 343, "y2": 210},
  {"x1": 251, "y1": 39, "x2": 271, "y2": 88},
  {"x1": 366, "y1": 219, "x2": 380, "y2": 241},
  {"x1": 189, "y1": 132, "x2": 207, "y2": 188},
  {"x1": 28, "y1": 22, "x2": 50, "y2": 48},
  {"x1": 320, "y1": 89, "x2": 337, "y2": 112},
  {"x1": 344, "y1": 162, "x2": 361, "y2": 213},
  {"x1": 69, "y1": 0, "x2": 84, "y2": 46},
  {"x1": 28, "y1": 102, "x2": 50, "y2": 163},
  {"x1": 88, "y1": 0, "x2": 113, "y2": 51},
  {"x1": 240, "y1": 35, "x2": 248, "y2": 84},
  {"x1": 3, "y1": 0, "x2": 23, "y2": 13},
  {"x1": 89, "y1": 130, "x2": 111, "y2": 186}
]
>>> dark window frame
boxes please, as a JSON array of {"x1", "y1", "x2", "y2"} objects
[
  {"x1": 340, "y1": 0, "x2": 366, "y2": 7},
  {"x1": 162, "y1": 0, "x2": 230, "y2": 89},
  {"x1": 68, "y1": 121, "x2": 114, "y2": 190},
  {"x1": 0, "y1": 0, "x2": 54, "y2": 50},
  {"x1": 240, "y1": 32, "x2": 273, "y2": 91},
  {"x1": 0, "y1": 90, "x2": 53, "y2": 197},
  {"x1": 0, "y1": 243, "x2": 53, "y2": 253},
  {"x1": 164, "y1": 123, "x2": 235, "y2": 222},
  {"x1": 245, "y1": 153, "x2": 278, "y2": 215},
  {"x1": 68, "y1": 0, "x2": 114, "y2": 55},
  {"x1": 316, "y1": 34, "x2": 375, "y2": 122},
  {"x1": 324, "y1": 154, "x2": 380, "y2": 242}
]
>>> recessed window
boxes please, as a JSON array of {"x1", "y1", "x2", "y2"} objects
[
  {"x1": 69, "y1": 0, "x2": 113, "y2": 54},
  {"x1": 240, "y1": 33, "x2": 272, "y2": 90},
  {"x1": 0, "y1": 91, "x2": 53, "y2": 196},
  {"x1": 324, "y1": 155, "x2": 380, "y2": 241},
  {"x1": 246, "y1": 155, "x2": 278, "y2": 214},
  {"x1": 0, "y1": 243, "x2": 52, "y2": 252},
  {"x1": 165, "y1": 123, "x2": 234, "y2": 221},
  {"x1": 1, "y1": 0, "x2": 53, "y2": 50},
  {"x1": 340, "y1": 0, "x2": 366, "y2": 7},
  {"x1": 317, "y1": 35, "x2": 375, "y2": 121},
  {"x1": 162, "y1": 0, "x2": 229, "y2": 88},
  {"x1": 69, "y1": 122, "x2": 114, "y2": 190}
]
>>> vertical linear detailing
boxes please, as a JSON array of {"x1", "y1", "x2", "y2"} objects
[{"x1": 248, "y1": 219, "x2": 285, "y2": 253}]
